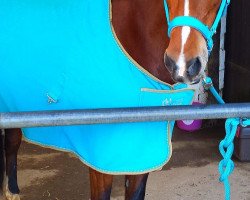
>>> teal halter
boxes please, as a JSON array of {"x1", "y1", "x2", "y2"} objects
[{"x1": 164, "y1": 0, "x2": 231, "y2": 52}]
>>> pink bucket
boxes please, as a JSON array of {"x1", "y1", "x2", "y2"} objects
[{"x1": 177, "y1": 102, "x2": 203, "y2": 132}]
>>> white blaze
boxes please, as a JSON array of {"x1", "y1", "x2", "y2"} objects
[{"x1": 176, "y1": 0, "x2": 191, "y2": 77}]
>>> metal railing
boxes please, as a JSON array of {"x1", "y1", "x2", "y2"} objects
[{"x1": 0, "y1": 103, "x2": 250, "y2": 128}]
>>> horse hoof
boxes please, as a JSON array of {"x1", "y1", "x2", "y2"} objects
[
  {"x1": 4, "y1": 187, "x2": 20, "y2": 200},
  {"x1": 5, "y1": 193, "x2": 20, "y2": 200}
]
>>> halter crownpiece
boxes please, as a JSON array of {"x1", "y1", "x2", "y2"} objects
[{"x1": 164, "y1": 0, "x2": 231, "y2": 52}]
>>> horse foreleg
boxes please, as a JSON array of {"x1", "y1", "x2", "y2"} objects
[
  {"x1": 125, "y1": 173, "x2": 149, "y2": 200},
  {"x1": 89, "y1": 168, "x2": 113, "y2": 200},
  {"x1": 4, "y1": 129, "x2": 22, "y2": 200}
]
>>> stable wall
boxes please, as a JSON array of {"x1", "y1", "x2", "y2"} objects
[{"x1": 224, "y1": 0, "x2": 250, "y2": 102}]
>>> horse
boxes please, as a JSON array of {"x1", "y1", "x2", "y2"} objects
[{"x1": 0, "y1": 0, "x2": 228, "y2": 199}]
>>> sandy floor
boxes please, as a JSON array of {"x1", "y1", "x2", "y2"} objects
[{"x1": 16, "y1": 127, "x2": 250, "y2": 200}]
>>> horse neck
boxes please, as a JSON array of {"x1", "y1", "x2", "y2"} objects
[{"x1": 111, "y1": 0, "x2": 174, "y2": 84}]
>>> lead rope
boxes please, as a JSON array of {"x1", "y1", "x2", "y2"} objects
[{"x1": 202, "y1": 77, "x2": 250, "y2": 200}]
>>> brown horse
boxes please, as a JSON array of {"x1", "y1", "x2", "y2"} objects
[{"x1": 0, "y1": 0, "x2": 223, "y2": 199}]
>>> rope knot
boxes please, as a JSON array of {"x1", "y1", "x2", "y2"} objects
[{"x1": 219, "y1": 159, "x2": 234, "y2": 182}]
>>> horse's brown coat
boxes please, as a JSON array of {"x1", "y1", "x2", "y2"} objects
[{"x1": 112, "y1": 0, "x2": 173, "y2": 84}]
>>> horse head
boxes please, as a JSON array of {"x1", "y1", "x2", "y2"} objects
[{"x1": 164, "y1": 0, "x2": 229, "y2": 84}]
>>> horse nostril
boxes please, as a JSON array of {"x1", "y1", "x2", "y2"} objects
[
  {"x1": 164, "y1": 54, "x2": 177, "y2": 72},
  {"x1": 186, "y1": 57, "x2": 202, "y2": 77}
]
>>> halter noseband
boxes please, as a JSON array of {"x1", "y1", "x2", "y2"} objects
[{"x1": 164, "y1": 0, "x2": 231, "y2": 53}]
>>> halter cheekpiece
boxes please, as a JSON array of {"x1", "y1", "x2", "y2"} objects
[{"x1": 164, "y1": 0, "x2": 231, "y2": 52}]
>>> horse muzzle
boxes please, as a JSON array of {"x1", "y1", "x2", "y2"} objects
[{"x1": 164, "y1": 54, "x2": 203, "y2": 84}]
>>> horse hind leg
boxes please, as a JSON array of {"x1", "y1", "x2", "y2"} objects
[
  {"x1": 0, "y1": 129, "x2": 5, "y2": 199},
  {"x1": 4, "y1": 129, "x2": 22, "y2": 200},
  {"x1": 125, "y1": 173, "x2": 149, "y2": 200},
  {"x1": 89, "y1": 168, "x2": 113, "y2": 200}
]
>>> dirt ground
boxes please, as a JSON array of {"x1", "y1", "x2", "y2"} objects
[{"x1": 17, "y1": 126, "x2": 250, "y2": 200}]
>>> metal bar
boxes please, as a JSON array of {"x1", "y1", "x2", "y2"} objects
[{"x1": 0, "y1": 103, "x2": 250, "y2": 129}]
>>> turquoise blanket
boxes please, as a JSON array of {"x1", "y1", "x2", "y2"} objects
[{"x1": 0, "y1": 0, "x2": 194, "y2": 174}]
